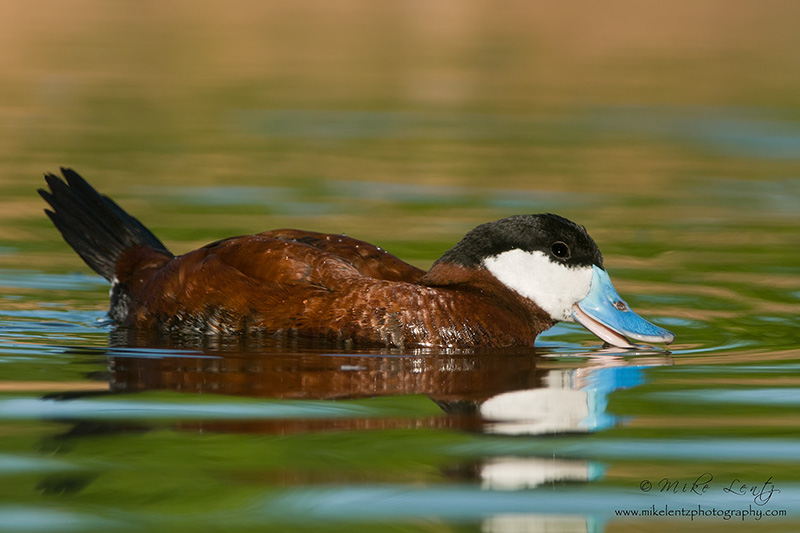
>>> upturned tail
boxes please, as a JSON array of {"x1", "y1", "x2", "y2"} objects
[{"x1": 38, "y1": 168, "x2": 173, "y2": 282}]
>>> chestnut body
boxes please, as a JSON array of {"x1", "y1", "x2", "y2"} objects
[{"x1": 112, "y1": 230, "x2": 551, "y2": 347}]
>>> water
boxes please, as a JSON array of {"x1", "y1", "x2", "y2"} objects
[{"x1": 3, "y1": 2, "x2": 800, "y2": 531}]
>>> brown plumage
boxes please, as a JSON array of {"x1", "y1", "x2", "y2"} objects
[
  {"x1": 39, "y1": 168, "x2": 609, "y2": 349},
  {"x1": 110, "y1": 230, "x2": 551, "y2": 347}
]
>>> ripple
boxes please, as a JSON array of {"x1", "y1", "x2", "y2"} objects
[
  {"x1": 654, "y1": 388, "x2": 800, "y2": 407},
  {"x1": 0, "y1": 454, "x2": 79, "y2": 475},
  {"x1": 452, "y1": 436, "x2": 800, "y2": 462},
  {"x1": 0, "y1": 507, "x2": 122, "y2": 532},
  {"x1": 588, "y1": 106, "x2": 800, "y2": 161},
  {"x1": 0, "y1": 396, "x2": 384, "y2": 422},
  {"x1": 0, "y1": 270, "x2": 106, "y2": 291}
]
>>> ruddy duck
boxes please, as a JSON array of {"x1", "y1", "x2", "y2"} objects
[{"x1": 39, "y1": 168, "x2": 674, "y2": 349}]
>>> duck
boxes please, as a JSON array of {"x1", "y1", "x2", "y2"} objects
[{"x1": 39, "y1": 168, "x2": 674, "y2": 349}]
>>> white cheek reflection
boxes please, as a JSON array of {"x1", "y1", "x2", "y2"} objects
[{"x1": 483, "y1": 250, "x2": 593, "y2": 321}]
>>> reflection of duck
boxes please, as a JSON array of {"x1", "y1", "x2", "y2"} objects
[
  {"x1": 105, "y1": 336, "x2": 670, "y2": 434},
  {"x1": 108, "y1": 340, "x2": 548, "y2": 402},
  {"x1": 40, "y1": 168, "x2": 673, "y2": 349},
  {"x1": 479, "y1": 360, "x2": 660, "y2": 435},
  {"x1": 104, "y1": 339, "x2": 550, "y2": 434}
]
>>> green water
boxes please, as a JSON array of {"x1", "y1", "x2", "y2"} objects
[{"x1": 2, "y1": 2, "x2": 800, "y2": 532}]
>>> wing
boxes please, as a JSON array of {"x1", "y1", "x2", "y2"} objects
[
  {"x1": 114, "y1": 232, "x2": 424, "y2": 334},
  {"x1": 256, "y1": 229, "x2": 426, "y2": 283}
]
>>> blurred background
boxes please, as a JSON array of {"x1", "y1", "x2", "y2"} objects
[
  {"x1": 1, "y1": 2, "x2": 800, "y2": 532},
  {"x1": 3, "y1": 0, "x2": 800, "y2": 262}
]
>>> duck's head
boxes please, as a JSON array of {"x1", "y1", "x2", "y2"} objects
[{"x1": 435, "y1": 214, "x2": 674, "y2": 348}]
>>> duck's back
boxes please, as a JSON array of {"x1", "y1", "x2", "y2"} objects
[
  {"x1": 112, "y1": 231, "x2": 428, "y2": 338},
  {"x1": 254, "y1": 229, "x2": 426, "y2": 283}
]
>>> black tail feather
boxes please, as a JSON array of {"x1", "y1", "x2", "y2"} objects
[{"x1": 39, "y1": 168, "x2": 173, "y2": 281}]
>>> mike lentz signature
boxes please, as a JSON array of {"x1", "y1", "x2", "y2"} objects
[{"x1": 639, "y1": 473, "x2": 780, "y2": 506}]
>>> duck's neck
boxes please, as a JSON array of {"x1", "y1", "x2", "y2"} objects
[
  {"x1": 417, "y1": 261, "x2": 556, "y2": 346},
  {"x1": 420, "y1": 261, "x2": 555, "y2": 323},
  {"x1": 417, "y1": 261, "x2": 476, "y2": 288}
]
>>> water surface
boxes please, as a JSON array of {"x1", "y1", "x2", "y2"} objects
[{"x1": 2, "y1": 2, "x2": 800, "y2": 532}]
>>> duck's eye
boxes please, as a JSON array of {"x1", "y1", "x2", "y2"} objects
[{"x1": 551, "y1": 241, "x2": 570, "y2": 259}]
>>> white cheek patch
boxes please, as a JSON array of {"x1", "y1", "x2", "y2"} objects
[{"x1": 483, "y1": 250, "x2": 593, "y2": 322}]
